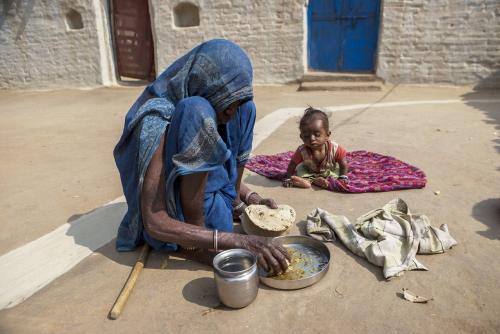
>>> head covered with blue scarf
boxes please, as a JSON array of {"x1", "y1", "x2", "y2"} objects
[{"x1": 114, "y1": 39, "x2": 256, "y2": 251}]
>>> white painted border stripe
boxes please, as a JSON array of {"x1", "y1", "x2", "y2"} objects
[
  {"x1": 1, "y1": 98, "x2": 499, "y2": 309},
  {"x1": 0, "y1": 196, "x2": 126, "y2": 309}
]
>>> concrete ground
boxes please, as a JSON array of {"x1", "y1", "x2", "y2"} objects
[{"x1": 0, "y1": 84, "x2": 499, "y2": 333}]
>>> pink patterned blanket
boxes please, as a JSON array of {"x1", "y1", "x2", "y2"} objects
[{"x1": 245, "y1": 151, "x2": 427, "y2": 193}]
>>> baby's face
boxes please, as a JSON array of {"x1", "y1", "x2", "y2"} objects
[{"x1": 300, "y1": 119, "x2": 330, "y2": 149}]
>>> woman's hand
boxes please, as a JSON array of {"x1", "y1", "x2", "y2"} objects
[
  {"x1": 258, "y1": 197, "x2": 278, "y2": 209},
  {"x1": 232, "y1": 200, "x2": 247, "y2": 221},
  {"x1": 239, "y1": 235, "x2": 290, "y2": 274},
  {"x1": 246, "y1": 192, "x2": 278, "y2": 209}
]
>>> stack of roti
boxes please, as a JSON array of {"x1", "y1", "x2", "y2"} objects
[{"x1": 240, "y1": 204, "x2": 296, "y2": 237}]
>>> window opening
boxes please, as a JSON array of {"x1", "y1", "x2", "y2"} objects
[{"x1": 65, "y1": 9, "x2": 84, "y2": 30}]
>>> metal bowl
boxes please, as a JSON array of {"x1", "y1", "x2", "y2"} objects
[
  {"x1": 213, "y1": 249, "x2": 259, "y2": 308},
  {"x1": 259, "y1": 235, "x2": 330, "y2": 290}
]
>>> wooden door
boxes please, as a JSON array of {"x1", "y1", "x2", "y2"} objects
[{"x1": 112, "y1": 0, "x2": 155, "y2": 81}]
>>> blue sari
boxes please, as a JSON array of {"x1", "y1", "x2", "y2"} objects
[{"x1": 113, "y1": 39, "x2": 256, "y2": 251}]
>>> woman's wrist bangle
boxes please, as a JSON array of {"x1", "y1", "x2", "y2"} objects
[
  {"x1": 213, "y1": 229, "x2": 218, "y2": 252},
  {"x1": 232, "y1": 201, "x2": 246, "y2": 211},
  {"x1": 338, "y1": 175, "x2": 349, "y2": 180}
]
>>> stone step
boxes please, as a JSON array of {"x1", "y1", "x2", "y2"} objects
[
  {"x1": 298, "y1": 80, "x2": 383, "y2": 92},
  {"x1": 301, "y1": 71, "x2": 381, "y2": 83}
]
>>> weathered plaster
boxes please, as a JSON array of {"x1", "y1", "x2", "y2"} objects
[
  {"x1": 0, "y1": 0, "x2": 114, "y2": 89},
  {"x1": 149, "y1": 0, "x2": 306, "y2": 84}
]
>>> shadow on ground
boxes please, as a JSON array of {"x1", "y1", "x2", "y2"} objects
[
  {"x1": 462, "y1": 71, "x2": 500, "y2": 239},
  {"x1": 182, "y1": 277, "x2": 219, "y2": 308},
  {"x1": 243, "y1": 173, "x2": 282, "y2": 188},
  {"x1": 471, "y1": 199, "x2": 500, "y2": 240},
  {"x1": 66, "y1": 201, "x2": 221, "y2": 269},
  {"x1": 65, "y1": 201, "x2": 222, "y2": 307},
  {"x1": 462, "y1": 70, "x2": 500, "y2": 160},
  {"x1": 65, "y1": 201, "x2": 133, "y2": 265}
]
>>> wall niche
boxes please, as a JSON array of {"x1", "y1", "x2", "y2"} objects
[{"x1": 173, "y1": 2, "x2": 200, "y2": 28}]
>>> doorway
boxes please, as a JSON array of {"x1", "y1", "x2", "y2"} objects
[
  {"x1": 307, "y1": 0, "x2": 381, "y2": 72},
  {"x1": 111, "y1": 0, "x2": 156, "y2": 81}
]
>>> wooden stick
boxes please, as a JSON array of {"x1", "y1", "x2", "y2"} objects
[{"x1": 108, "y1": 243, "x2": 150, "y2": 320}]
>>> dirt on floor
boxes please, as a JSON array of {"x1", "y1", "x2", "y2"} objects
[{"x1": 0, "y1": 84, "x2": 499, "y2": 334}]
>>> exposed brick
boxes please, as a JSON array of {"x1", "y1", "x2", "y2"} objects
[
  {"x1": 377, "y1": 0, "x2": 500, "y2": 87},
  {"x1": 1, "y1": 0, "x2": 498, "y2": 89}
]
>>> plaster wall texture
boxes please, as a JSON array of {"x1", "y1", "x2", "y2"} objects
[
  {"x1": 149, "y1": 0, "x2": 306, "y2": 84},
  {"x1": 377, "y1": 0, "x2": 500, "y2": 87},
  {"x1": 0, "y1": 0, "x2": 114, "y2": 90}
]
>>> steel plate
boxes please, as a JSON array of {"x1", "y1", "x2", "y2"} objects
[{"x1": 259, "y1": 235, "x2": 330, "y2": 290}]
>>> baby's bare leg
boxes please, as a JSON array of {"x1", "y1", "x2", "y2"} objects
[
  {"x1": 291, "y1": 175, "x2": 312, "y2": 188},
  {"x1": 312, "y1": 177, "x2": 329, "y2": 189}
]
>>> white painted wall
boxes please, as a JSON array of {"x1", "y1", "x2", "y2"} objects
[
  {"x1": 0, "y1": 0, "x2": 115, "y2": 90},
  {"x1": 149, "y1": 0, "x2": 306, "y2": 84}
]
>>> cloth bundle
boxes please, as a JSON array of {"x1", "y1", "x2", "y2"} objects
[{"x1": 306, "y1": 199, "x2": 457, "y2": 279}]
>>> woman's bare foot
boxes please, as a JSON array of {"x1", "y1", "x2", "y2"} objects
[
  {"x1": 312, "y1": 177, "x2": 329, "y2": 189},
  {"x1": 291, "y1": 176, "x2": 312, "y2": 188}
]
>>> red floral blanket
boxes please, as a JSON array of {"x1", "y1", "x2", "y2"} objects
[{"x1": 245, "y1": 150, "x2": 427, "y2": 193}]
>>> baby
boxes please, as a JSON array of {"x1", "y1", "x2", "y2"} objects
[{"x1": 283, "y1": 107, "x2": 349, "y2": 189}]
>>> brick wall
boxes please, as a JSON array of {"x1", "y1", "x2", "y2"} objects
[
  {"x1": 149, "y1": 0, "x2": 306, "y2": 84},
  {"x1": 1, "y1": 0, "x2": 498, "y2": 89},
  {"x1": 377, "y1": 0, "x2": 500, "y2": 87},
  {"x1": 0, "y1": 0, "x2": 109, "y2": 89}
]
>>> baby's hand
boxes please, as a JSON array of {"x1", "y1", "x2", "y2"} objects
[
  {"x1": 335, "y1": 176, "x2": 349, "y2": 192},
  {"x1": 337, "y1": 175, "x2": 349, "y2": 183},
  {"x1": 282, "y1": 178, "x2": 293, "y2": 188}
]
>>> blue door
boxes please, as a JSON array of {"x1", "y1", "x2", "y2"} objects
[{"x1": 308, "y1": 0, "x2": 381, "y2": 72}]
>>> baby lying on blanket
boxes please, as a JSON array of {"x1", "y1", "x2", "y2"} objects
[{"x1": 283, "y1": 107, "x2": 349, "y2": 189}]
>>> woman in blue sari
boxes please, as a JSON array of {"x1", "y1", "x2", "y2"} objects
[{"x1": 114, "y1": 39, "x2": 289, "y2": 274}]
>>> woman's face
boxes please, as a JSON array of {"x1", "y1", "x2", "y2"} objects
[{"x1": 217, "y1": 101, "x2": 241, "y2": 124}]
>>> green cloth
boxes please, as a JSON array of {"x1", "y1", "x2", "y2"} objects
[
  {"x1": 295, "y1": 162, "x2": 339, "y2": 179},
  {"x1": 306, "y1": 199, "x2": 458, "y2": 279}
]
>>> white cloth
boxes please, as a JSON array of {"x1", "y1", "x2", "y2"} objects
[{"x1": 306, "y1": 198, "x2": 458, "y2": 279}]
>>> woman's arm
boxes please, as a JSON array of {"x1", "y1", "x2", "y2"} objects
[
  {"x1": 233, "y1": 166, "x2": 278, "y2": 209},
  {"x1": 239, "y1": 182, "x2": 278, "y2": 209},
  {"x1": 141, "y1": 135, "x2": 289, "y2": 273},
  {"x1": 141, "y1": 134, "x2": 214, "y2": 249}
]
